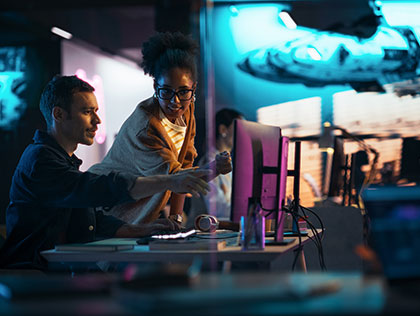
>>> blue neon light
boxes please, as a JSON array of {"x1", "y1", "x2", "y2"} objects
[{"x1": 0, "y1": 47, "x2": 27, "y2": 130}]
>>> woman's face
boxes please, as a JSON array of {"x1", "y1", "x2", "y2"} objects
[{"x1": 154, "y1": 67, "x2": 196, "y2": 123}]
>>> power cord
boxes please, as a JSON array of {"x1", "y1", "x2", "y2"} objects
[
  {"x1": 250, "y1": 200, "x2": 327, "y2": 271},
  {"x1": 289, "y1": 207, "x2": 304, "y2": 271},
  {"x1": 287, "y1": 200, "x2": 327, "y2": 271}
]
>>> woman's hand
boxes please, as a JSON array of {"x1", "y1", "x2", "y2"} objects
[
  {"x1": 200, "y1": 152, "x2": 232, "y2": 183},
  {"x1": 215, "y1": 151, "x2": 232, "y2": 175}
]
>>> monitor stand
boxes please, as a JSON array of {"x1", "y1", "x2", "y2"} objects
[
  {"x1": 265, "y1": 141, "x2": 302, "y2": 247},
  {"x1": 265, "y1": 238, "x2": 295, "y2": 246},
  {"x1": 264, "y1": 231, "x2": 296, "y2": 245}
]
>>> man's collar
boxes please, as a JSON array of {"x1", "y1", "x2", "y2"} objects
[{"x1": 33, "y1": 130, "x2": 83, "y2": 167}]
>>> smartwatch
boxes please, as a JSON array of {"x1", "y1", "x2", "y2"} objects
[{"x1": 169, "y1": 214, "x2": 183, "y2": 224}]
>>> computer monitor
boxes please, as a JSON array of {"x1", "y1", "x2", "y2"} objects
[
  {"x1": 327, "y1": 137, "x2": 346, "y2": 198},
  {"x1": 231, "y1": 119, "x2": 289, "y2": 242},
  {"x1": 362, "y1": 185, "x2": 420, "y2": 282},
  {"x1": 400, "y1": 137, "x2": 420, "y2": 183}
]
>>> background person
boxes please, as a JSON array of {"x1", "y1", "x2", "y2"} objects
[{"x1": 188, "y1": 108, "x2": 243, "y2": 225}]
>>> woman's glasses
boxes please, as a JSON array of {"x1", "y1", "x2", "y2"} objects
[{"x1": 156, "y1": 85, "x2": 195, "y2": 101}]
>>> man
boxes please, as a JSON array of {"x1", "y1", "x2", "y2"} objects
[{"x1": 0, "y1": 75, "x2": 210, "y2": 269}]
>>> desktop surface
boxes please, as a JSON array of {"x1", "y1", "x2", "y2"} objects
[
  {"x1": 41, "y1": 229, "x2": 319, "y2": 267},
  {"x1": 137, "y1": 229, "x2": 301, "y2": 244}
]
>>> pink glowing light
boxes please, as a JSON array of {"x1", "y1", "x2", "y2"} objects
[{"x1": 75, "y1": 69, "x2": 107, "y2": 144}]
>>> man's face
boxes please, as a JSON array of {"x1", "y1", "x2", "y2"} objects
[{"x1": 61, "y1": 91, "x2": 101, "y2": 146}]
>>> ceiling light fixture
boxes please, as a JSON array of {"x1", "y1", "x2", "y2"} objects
[{"x1": 51, "y1": 27, "x2": 73, "y2": 40}]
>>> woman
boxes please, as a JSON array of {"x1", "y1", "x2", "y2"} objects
[{"x1": 89, "y1": 32, "x2": 231, "y2": 224}]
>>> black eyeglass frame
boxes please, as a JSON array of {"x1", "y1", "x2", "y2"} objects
[{"x1": 155, "y1": 84, "x2": 196, "y2": 101}]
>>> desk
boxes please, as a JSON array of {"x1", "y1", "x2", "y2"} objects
[{"x1": 41, "y1": 230, "x2": 318, "y2": 271}]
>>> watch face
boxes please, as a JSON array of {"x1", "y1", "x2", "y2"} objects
[{"x1": 170, "y1": 214, "x2": 183, "y2": 223}]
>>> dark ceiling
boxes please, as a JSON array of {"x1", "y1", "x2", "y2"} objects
[
  {"x1": 0, "y1": 0, "x2": 377, "y2": 64},
  {"x1": 20, "y1": 6, "x2": 156, "y2": 63},
  {"x1": 0, "y1": 0, "x2": 199, "y2": 64}
]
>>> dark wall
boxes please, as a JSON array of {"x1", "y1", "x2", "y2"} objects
[{"x1": 0, "y1": 39, "x2": 61, "y2": 224}]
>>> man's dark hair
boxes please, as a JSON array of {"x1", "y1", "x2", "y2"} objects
[
  {"x1": 215, "y1": 108, "x2": 243, "y2": 140},
  {"x1": 140, "y1": 32, "x2": 199, "y2": 82},
  {"x1": 39, "y1": 75, "x2": 94, "y2": 129}
]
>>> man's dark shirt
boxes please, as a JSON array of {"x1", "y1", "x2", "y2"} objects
[{"x1": 0, "y1": 130, "x2": 136, "y2": 269}]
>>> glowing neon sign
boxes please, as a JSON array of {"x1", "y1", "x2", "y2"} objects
[
  {"x1": 0, "y1": 47, "x2": 27, "y2": 131},
  {"x1": 75, "y1": 69, "x2": 106, "y2": 144}
]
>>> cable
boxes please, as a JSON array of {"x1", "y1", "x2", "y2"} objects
[
  {"x1": 261, "y1": 208, "x2": 275, "y2": 217},
  {"x1": 252, "y1": 199, "x2": 327, "y2": 271},
  {"x1": 288, "y1": 200, "x2": 327, "y2": 271},
  {"x1": 299, "y1": 212, "x2": 327, "y2": 271},
  {"x1": 297, "y1": 205, "x2": 327, "y2": 271},
  {"x1": 300, "y1": 205, "x2": 325, "y2": 241},
  {"x1": 298, "y1": 220, "x2": 326, "y2": 270},
  {"x1": 303, "y1": 216, "x2": 327, "y2": 270},
  {"x1": 268, "y1": 200, "x2": 303, "y2": 271},
  {"x1": 290, "y1": 205, "x2": 303, "y2": 271}
]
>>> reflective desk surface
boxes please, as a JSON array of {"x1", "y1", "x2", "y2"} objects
[{"x1": 41, "y1": 230, "x2": 317, "y2": 268}]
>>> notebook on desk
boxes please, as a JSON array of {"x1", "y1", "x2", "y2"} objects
[
  {"x1": 55, "y1": 243, "x2": 134, "y2": 252},
  {"x1": 362, "y1": 185, "x2": 420, "y2": 282}
]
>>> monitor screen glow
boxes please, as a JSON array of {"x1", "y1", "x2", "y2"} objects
[{"x1": 231, "y1": 120, "x2": 289, "y2": 240}]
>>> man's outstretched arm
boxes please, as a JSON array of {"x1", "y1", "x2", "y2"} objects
[{"x1": 128, "y1": 168, "x2": 211, "y2": 200}]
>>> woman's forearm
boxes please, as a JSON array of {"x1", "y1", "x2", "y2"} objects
[{"x1": 170, "y1": 193, "x2": 186, "y2": 215}]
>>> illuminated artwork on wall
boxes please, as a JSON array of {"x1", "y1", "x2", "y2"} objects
[
  {"x1": 211, "y1": 2, "x2": 420, "y2": 120},
  {"x1": 0, "y1": 47, "x2": 27, "y2": 130},
  {"x1": 238, "y1": 24, "x2": 420, "y2": 93}
]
